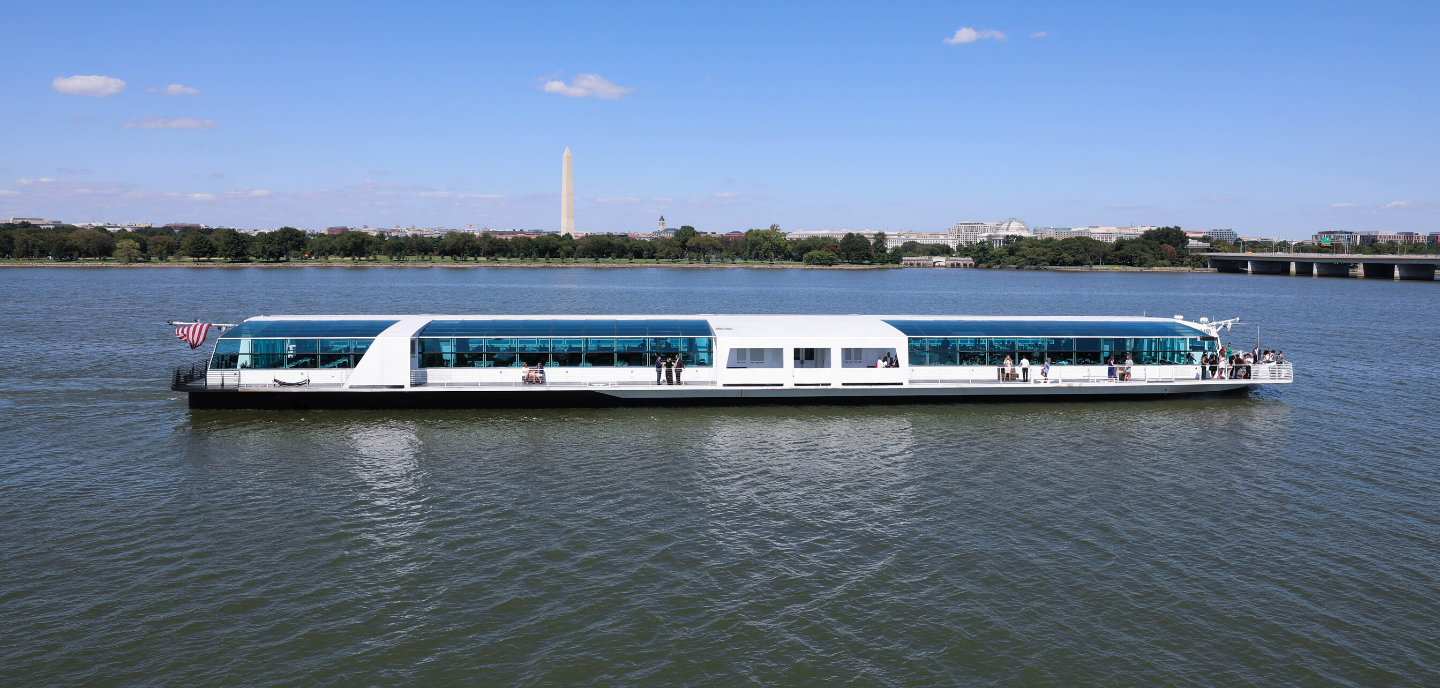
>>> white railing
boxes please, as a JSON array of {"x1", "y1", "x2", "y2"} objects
[{"x1": 909, "y1": 363, "x2": 1292, "y2": 385}]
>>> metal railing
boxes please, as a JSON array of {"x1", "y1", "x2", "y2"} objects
[
  {"x1": 171, "y1": 360, "x2": 209, "y2": 391},
  {"x1": 909, "y1": 363, "x2": 1293, "y2": 386}
]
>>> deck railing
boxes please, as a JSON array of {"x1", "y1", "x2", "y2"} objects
[{"x1": 909, "y1": 363, "x2": 1292, "y2": 385}]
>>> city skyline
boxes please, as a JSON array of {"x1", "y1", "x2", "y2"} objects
[{"x1": 3, "y1": 2, "x2": 1437, "y2": 238}]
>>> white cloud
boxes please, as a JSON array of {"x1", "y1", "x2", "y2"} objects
[
  {"x1": 189, "y1": 193, "x2": 216, "y2": 200},
  {"x1": 459, "y1": 194, "x2": 505, "y2": 200},
  {"x1": 52, "y1": 75, "x2": 126, "y2": 97},
  {"x1": 713, "y1": 192, "x2": 742, "y2": 198},
  {"x1": 1383, "y1": 200, "x2": 1412, "y2": 208},
  {"x1": 1331, "y1": 202, "x2": 1355, "y2": 208},
  {"x1": 147, "y1": 84, "x2": 201, "y2": 95},
  {"x1": 0, "y1": 190, "x2": 20, "y2": 197},
  {"x1": 224, "y1": 188, "x2": 270, "y2": 197},
  {"x1": 417, "y1": 191, "x2": 452, "y2": 198},
  {"x1": 541, "y1": 73, "x2": 636, "y2": 100},
  {"x1": 122, "y1": 116, "x2": 218, "y2": 129},
  {"x1": 1030, "y1": 31, "x2": 1047, "y2": 38},
  {"x1": 16, "y1": 178, "x2": 56, "y2": 185},
  {"x1": 943, "y1": 27, "x2": 1007, "y2": 44}
]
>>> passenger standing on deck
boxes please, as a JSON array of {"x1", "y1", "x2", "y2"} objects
[
  {"x1": 1019, "y1": 355, "x2": 1030, "y2": 382},
  {"x1": 1123, "y1": 354, "x2": 1134, "y2": 381},
  {"x1": 675, "y1": 355, "x2": 685, "y2": 385},
  {"x1": 664, "y1": 355, "x2": 674, "y2": 385},
  {"x1": 655, "y1": 354, "x2": 664, "y2": 385},
  {"x1": 1041, "y1": 357, "x2": 1051, "y2": 382},
  {"x1": 1107, "y1": 356, "x2": 1117, "y2": 381},
  {"x1": 1276, "y1": 350, "x2": 1285, "y2": 364}
]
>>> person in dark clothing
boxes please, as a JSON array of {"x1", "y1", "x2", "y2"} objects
[
  {"x1": 674, "y1": 355, "x2": 685, "y2": 385},
  {"x1": 664, "y1": 355, "x2": 674, "y2": 385},
  {"x1": 655, "y1": 355, "x2": 664, "y2": 385}
]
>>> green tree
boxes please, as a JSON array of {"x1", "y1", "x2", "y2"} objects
[
  {"x1": 803, "y1": 250, "x2": 838, "y2": 265},
  {"x1": 146, "y1": 234, "x2": 175, "y2": 259},
  {"x1": 673, "y1": 225, "x2": 699, "y2": 252},
  {"x1": 180, "y1": 233, "x2": 216, "y2": 261},
  {"x1": 440, "y1": 231, "x2": 477, "y2": 260},
  {"x1": 271, "y1": 227, "x2": 308, "y2": 259},
  {"x1": 213, "y1": 228, "x2": 251, "y2": 262},
  {"x1": 251, "y1": 231, "x2": 289, "y2": 262},
  {"x1": 839, "y1": 232, "x2": 872, "y2": 263},
  {"x1": 687, "y1": 235, "x2": 722, "y2": 262},
  {"x1": 112, "y1": 239, "x2": 144, "y2": 263},
  {"x1": 382, "y1": 237, "x2": 409, "y2": 260},
  {"x1": 740, "y1": 229, "x2": 789, "y2": 261}
]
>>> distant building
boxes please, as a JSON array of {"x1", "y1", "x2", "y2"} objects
[
  {"x1": 1205, "y1": 228, "x2": 1237, "y2": 242},
  {"x1": 165, "y1": 223, "x2": 202, "y2": 231},
  {"x1": 325, "y1": 226, "x2": 349, "y2": 235},
  {"x1": 658, "y1": 216, "x2": 666, "y2": 235}
]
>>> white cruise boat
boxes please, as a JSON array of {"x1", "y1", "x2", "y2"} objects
[{"x1": 171, "y1": 315, "x2": 1292, "y2": 409}]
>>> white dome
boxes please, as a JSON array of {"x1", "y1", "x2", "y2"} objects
[{"x1": 996, "y1": 218, "x2": 1029, "y2": 234}]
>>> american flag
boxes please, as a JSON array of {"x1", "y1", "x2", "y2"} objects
[{"x1": 175, "y1": 322, "x2": 212, "y2": 349}]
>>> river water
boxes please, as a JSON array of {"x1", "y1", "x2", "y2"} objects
[{"x1": 2, "y1": 266, "x2": 1436, "y2": 686}]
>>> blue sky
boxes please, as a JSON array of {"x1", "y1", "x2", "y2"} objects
[{"x1": 3, "y1": 1, "x2": 1437, "y2": 237}]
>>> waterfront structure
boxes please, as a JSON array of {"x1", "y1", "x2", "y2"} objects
[
  {"x1": 1205, "y1": 228, "x2": 1237, "y2": 243},
  {"x1": 1208, "y1": 252, "x2": 1439, "y2": 280},
  {"x1": 561, "y1": 147, "x2": 574, "y2": 237},
  {"x1": 901, "y1": 256, "x2": 975, "y2": 268},
  {"x1": 171, "y1": 314, "x2": 1289, "y2": 409}
]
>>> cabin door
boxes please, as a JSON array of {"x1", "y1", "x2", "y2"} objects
[{"x1": 792, "y1": 347, "x2": 832, "y2": 386}]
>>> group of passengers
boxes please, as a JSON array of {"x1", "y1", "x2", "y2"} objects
[
  {"x1": 1202, "y1": 345, "x2": 1284, "y2": 380},
  {"x1": 1106, "y1": 355, "x2": 1136, "y2": 381},
  {"x1": 521, "y1": 362, "x2": 547, "y2": 384},
  {"x1": 875, "y1": 352, "x2": 900, "y2": 368},
  {"x1": 655, "y1": 355, "x2": 686, "y2": 385}
]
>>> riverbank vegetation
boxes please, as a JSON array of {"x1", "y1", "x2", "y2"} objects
[{"x1": 4, "y1": 221, "x2": 1426, "y2": 268}]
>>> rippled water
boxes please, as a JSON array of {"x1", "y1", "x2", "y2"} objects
[{"x1": 2, "y1": 267, "x2": 1437, "y2": 686}]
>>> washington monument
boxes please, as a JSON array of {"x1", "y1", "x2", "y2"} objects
[{"x1": 560, "y1": 147, "x2": 574, "y2": 236}]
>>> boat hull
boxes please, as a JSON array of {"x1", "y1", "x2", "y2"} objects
[{"x1": 186, "y1": 382, "x2": 1258, "y2": 410}]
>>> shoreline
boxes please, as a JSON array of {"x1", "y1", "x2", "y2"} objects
[{"x1": 0, "y1": 260, "x2": 1218, "y2": 272}]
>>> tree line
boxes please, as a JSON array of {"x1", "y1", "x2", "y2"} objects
[{"x1": 7, "y1": 221, "x2": 1399, "y2": 268}]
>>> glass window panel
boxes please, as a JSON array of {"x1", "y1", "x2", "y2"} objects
[
  {"x1": 282, "y1": 353, "x2": 318, "y2": 368},
  {"x1": 1047, "y1": 338, "x2": 1075, "y2": 352},
  {"x1": 1074, "y1": 351, "x2": 1102, "y2": 365},
  {"x1": 454, "y1": 352, "x2": 486, "y2": 367},
  {"x1": 615, "y1": 351, "x2": 647, "y2": 366},
  {"x1": 486, "y1": 352, "x2": 518, "y2": 367},
  {"x1": 693, "y1": 337, "x2": 713, "y2": 353},
  {"x1": 284, "y1": 339, "x2": 318, "y2": 354},
  {"x1": 518, "y1": 321, "x2": 553, "y2": 336},
  {"x1": 320, "y1": 339, "x2": 351, "y2": 354},
  {"x1": 352, "y1": 339, "x2": 373, "y2": 353},
  {"x1": 650, "y1": 337, "x2": 681, "y2": 352},
  {"x1": 616, "y1": 338, "x2": 647, "y2": 352},
  {"x1": 586, "y1": 338, "x2": 616, "y2": 352},
  {"x1": 987, "y1": 352, "x2": 1018, "y2": 365},
  {"x1": 953, "y1": 338, "x2": 985, "y2": 352},
  {"x1": 251, "y1": 339, "x2": 284, "y2": 354},
  {"x1": 455, "y1": 338, "x2": 485, "y2": 353},
  {"x1": 210, "y1": 354, "x2": 239, "y2": 369},
  {"x1": 958, "y1": 351, "x2": 987, "y2": 365},
  {"x1": 419, "y1": 338, "x2": 452, "y2": 354},
  {"x1": 549, "y1": 338, "x2": 583, "y2": 352},
  {"x1": 486, "y1": 338, "x2": 516, "y2": 353},
  {"x1": 516, "y1": 338, "x2": 547, "y2": 353},
  {"x1": 677, "y1": 320, "x2": 713, "y2": 336},
  {"x1": 614, "y1": 321, "x2": 649, "y2": 336},
  {"x1": 686, "y1": 350, "x2": 713, "y2": 367},
  {"x1": 550, "y1": 321, "x2": 586, "y2": 336},
  {"x1": 252, "y1": 354, "x2": 286, "y2": 369},
  {"x1": 988, "y1": 338, "x2": 1017, "y2": 352},
  {"x1": 517, "y1": 352, "x2": 549, "y2": 366},
  {"x1": 322, "y1": 354, "x2": 356, "y2": 368},
  {"x1": 483, "y1": 320, "x2": 522, "y2": 337},
  {"x1": 549, "y1": 352, "x2": 583, "y2": 367},
  {"x1": 214, "y1": 339, "x2": 241, "y2": 354},
  {"x1": 583, "y1": 352, "x2": 615, "y2": 366},
  {"x1": 583, "y1": 320, "x2": 616, "y2": 337}
]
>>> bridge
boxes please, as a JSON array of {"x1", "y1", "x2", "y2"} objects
[{"x1": 1206, "y1": 252, "x2": 1438, "y2": 280}]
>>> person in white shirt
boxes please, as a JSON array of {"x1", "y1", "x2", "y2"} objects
[
  {"x1": 1019, "y1": 356, "x2": 1030, "y2": 382},
  {"x1": 1122, "y1": 355, "x2": 1134, "y2": 381}
]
